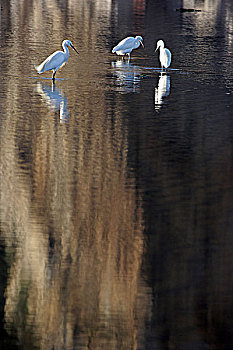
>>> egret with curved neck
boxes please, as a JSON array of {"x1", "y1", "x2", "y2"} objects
[
  {"x1": 35, "y1": 40, "x2": 79, "y2": 81},
  {"x1": 112, "y1": 35, "x2": 144, "y2": 59}
]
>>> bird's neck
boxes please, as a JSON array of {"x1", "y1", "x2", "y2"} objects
[{"x1": 63, "y1": 44, "x2": 70, "y2": 58}]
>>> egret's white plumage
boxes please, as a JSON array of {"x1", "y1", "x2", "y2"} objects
[
  {"x1": 35, "y1": 39, "x2": 79, "y2": 81},
  {"x1": 112, "y1": 36, "x2": 144, "y2": 59},
  {"x1": 155, "y1": 40, "x2": 172, "y2": 70}
]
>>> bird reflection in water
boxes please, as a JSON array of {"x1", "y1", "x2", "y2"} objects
[
  {"x1": 154, "y1": 73, "x2": 171, "y2": 111},
  {"x1": 111, "y1": 59, "x2": 141, "y2": 94},
  {"x1": 36, "y1": 82, "x2": 70, "y2": 123}
]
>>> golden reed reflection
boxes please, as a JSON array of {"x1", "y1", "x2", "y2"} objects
[
  {"x1": 1, "y1": 90, "x2": 149, "y2": 349},
  {"x1": 0, "y1": 3, "x2": 150, "y2": 349}
]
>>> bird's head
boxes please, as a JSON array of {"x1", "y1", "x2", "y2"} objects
[
  {"x1": 155, "y1": 40, "x2": 165, "y2": 52},
  {"x1": 135, "y1": 36, "x2": 144, "y2": 48},
  {"x1": 63, "y1": 40, "x2": 79, "y2": 54}
]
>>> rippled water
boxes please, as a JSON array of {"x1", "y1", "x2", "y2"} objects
[{"x1": 1, "y1": 0, "x2": 233, "y2": 349}]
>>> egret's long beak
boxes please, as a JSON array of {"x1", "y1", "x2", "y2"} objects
[
  {"x1": 71, "y1": 44, "x2": 79, "y2": 54},
  {"x1": 139, "y1": 40, "x2": 144, "y2": 48},
  {"x1": 155, "y1": 46, "x2": 158, "y2": 52}
]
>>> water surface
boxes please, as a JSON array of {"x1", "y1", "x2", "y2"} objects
[{"x1": 1, "y1": 0, "x2": 233, "y2": 349}]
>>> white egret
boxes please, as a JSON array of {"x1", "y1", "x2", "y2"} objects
[
  {"x1": 155, "y1": 40, "x2": 172, "y2": 71},
  {"x1": 35, "y1": 39, "x2": 79, "y2": 81},
  {"x1": 112, "y1": 36, "x2": 144, "y2": 59}
]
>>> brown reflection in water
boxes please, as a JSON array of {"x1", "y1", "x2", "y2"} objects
[
  {"x1": 0, "y1": 86, "x2": 150, "y2": 349},
  {"x1": 0, "y1": 59, "x2": 150, "y2": 350},
  {"x1": 0, "y1": 1, "x2": 150, "y2": 348}
]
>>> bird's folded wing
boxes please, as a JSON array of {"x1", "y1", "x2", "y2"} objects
[
  {"x1": 112, "y1": 37, "x2": 134, "y2": 52},
  {"x1": 35, "y1": 50, "x2": 64, "y2": 73}
]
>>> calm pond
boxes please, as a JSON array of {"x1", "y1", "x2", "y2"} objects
[{"x1": 1, "y1": 0, "x2": 233, "y2": 349}]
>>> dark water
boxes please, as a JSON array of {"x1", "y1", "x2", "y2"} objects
[{"x1": 1, "y1": 0, "x2": 233, "y2": 349}]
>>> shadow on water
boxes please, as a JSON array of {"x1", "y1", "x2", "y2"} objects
[{"x1": 0, "y1": 240, "x2": 19, "y2": 350}]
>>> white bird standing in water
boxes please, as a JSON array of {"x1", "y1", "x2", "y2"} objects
[
  {"x1": 112, "y1": 36, "x2": 144, "y2": 59},
  {"x1": 155, "y1": 40, "x2": 172, "y2": 71},
  {"x1": 35, "y1": 39, "x2": 79, "y2": 81}
]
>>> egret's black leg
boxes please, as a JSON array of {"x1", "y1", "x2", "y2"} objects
[{"x1": 52, "y1": 71, "x2": 56, "y2": 81}]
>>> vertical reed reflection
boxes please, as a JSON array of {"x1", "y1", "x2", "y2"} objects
[
  {"x1": 0, "y1": 0, "x2": 150, "y2": 346},
  {"x1": 0, "y1": 77, "x2": 150, "y2": 350}
]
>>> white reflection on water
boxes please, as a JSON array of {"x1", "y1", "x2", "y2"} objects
[
  {"x1": 154, "y1": 73, "x2": 171, "y2": 111},
  {"x1": 36, "y1": 82, "x2": 70, "y2": 123},
  {"x1": 111, "y1": 59, "x2": 141, "y2": 94}
]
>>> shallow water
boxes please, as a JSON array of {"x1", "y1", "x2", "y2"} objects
[{"x1": 1, "y1": 0, "x2": 233, "y2": 349}]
